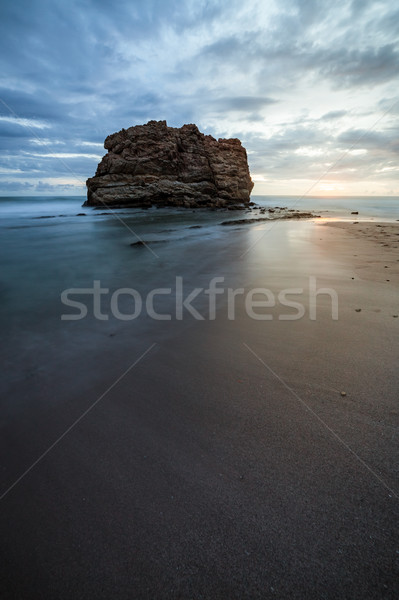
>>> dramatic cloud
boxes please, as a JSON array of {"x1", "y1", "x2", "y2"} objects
[{"x1": 0, "y1": 0, "x2": 398, "y2": 196}]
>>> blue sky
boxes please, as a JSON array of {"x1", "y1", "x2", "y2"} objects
[{"x1": 0, "y1": 0, "x2": 398, "y2": 196}]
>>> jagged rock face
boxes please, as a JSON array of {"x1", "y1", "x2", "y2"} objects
[{"x1": 85, "y1": 120, "x2": 254, "y2": 208}]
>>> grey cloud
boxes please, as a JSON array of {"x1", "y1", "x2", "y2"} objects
[
  {"x1": 378, "y1": 8, "x2": 399, "y2": 37},
  {"x1": 261, "y1": 126, "x2": 328, "y2": 151},
  {"x1": 350, "y1": 0, "x2": 370, "y2": 16},
  {"x1": 337, "y1": 128, "x2": 399, "y2": 153},
  {"x1": 35, "y1": 180, "x2": 79, "y2": 192},
  {"x1": 321, "y1": 44, "x2": 399, "y2": 88},
  {"x1": 200, "y1": 31, "x2": 251, "y2": 58},
  {"x1": 218, "y1": 96, "x2": 278, "y2": 111},
  {"x1": 0, "y1": 124, "x2": 33, "y2": 138},
  {"x1": 378, "y1": 97, "x2": 399, "y2": 113},
  {"x1": 320, "y1": 111, "x2": 348, "y2": 121},
  {"x1": 239, "y1": 112, "x2": 398, "y2": 186},
  {"x1": 0, "y1": 89, "x2": 63, "y2": 122},
  {"x1": 0, "y1": 180, "x2": 35, "y2": 192},
  {"x1": 194, "y1": 1, "x2": 399, "y2": 91},
  {"x1": 245, "y1": 113, "x2": 267, "y2": 123}
]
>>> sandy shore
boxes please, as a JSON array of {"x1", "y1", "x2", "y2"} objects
[
  {"x1": 323, "y1": 220, "x2": 399, "y2": 284},
  {"x1": 1, "y1": 218, "x2": 398, "y2": 599}
]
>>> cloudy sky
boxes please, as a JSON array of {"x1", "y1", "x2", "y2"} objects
[{"x1": 1, "y1": 0, "x2": 398, "y2": 197}]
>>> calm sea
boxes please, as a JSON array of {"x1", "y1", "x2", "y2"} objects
[
  {"x1": 1, "y1": 194, "x2": 399, "y2": 220},
  {"x1": 0, "y1": 194, "x2": 398, "y2": 330}
]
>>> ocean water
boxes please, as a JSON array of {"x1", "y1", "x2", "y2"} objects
[
  {"x1": 0, "y1": 194, "x2": 398, "y2": 338},
  {"x1": 1, "y1": 193, "x2": 398, "y2": 222}
]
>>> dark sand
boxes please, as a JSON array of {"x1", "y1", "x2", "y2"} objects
[{"x1": 1, "y1": 219, "x2": 398, "y2": 599}]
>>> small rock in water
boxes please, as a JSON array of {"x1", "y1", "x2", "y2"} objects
[
  {"x1": 340, "y1": 391, "x2": 347, "y2": 397},
  {"x1": 351, "y1": 211, "x2": 359, "y2": 215},
  {"x1": 355, "y1": 308, "x2": 361, "y2": 312}
]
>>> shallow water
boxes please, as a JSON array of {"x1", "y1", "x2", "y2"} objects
[{"x1": 0, "y1": 194, "x2": 398, "y2": 339}]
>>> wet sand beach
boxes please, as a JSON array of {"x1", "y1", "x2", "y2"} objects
[{"x1": 1, "y1": 216, "x2": 398, "y2": 599}]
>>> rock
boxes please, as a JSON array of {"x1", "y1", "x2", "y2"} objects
[
  {"x1": 340, "y1": 391, "x2": 347, "y2": 397},
  {"x1": 355, "y1": 308, "x2": 361, "y2": 312},
  {"x1": 85, "y1": 120, "x2": 254, "y2": 208},
  {"x1": 351, "y1": 211, "x2": 359, "y2": 214},
  {"x1": 221, "y1": 217, "x2": 270, "y2": 226},
  {"x1": 220, "y1": 211, "x2": 317, "y2": 226},
  {"x1": 130, "y1": 240, "x2": 166, "y2": 247}
]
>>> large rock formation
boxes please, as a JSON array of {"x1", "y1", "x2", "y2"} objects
[{"x1": 85, "y1": 120, "x2": 253, "y2": 208}]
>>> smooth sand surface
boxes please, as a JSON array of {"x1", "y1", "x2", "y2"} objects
[{"x1": 1, "y1": 219, "x2": 398, "y2": 599}]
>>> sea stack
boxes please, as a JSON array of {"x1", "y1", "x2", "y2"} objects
[{"x1": 85, "y1": 120, "x2": 254, "y2": 208}]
